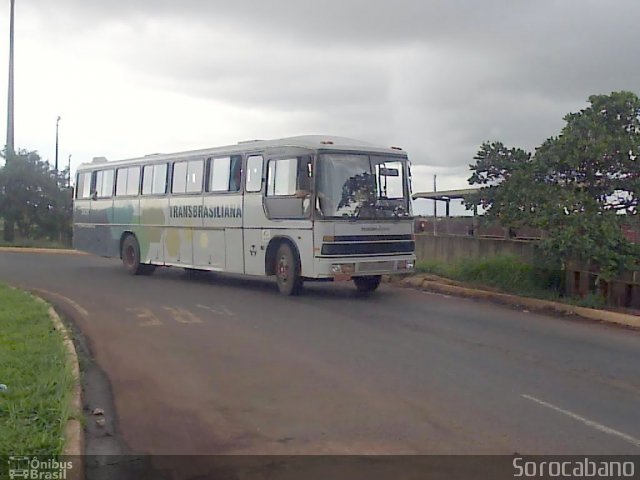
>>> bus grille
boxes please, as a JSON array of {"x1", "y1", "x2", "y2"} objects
[{"x1": 320, "y1": 235, "x2": 414, "y2": 256}]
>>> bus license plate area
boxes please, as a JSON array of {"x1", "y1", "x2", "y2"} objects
[
  {"x1": 357, "y1": 261, "x2": 395, "y2": 273},
  {"x1": 333, "y1": 274, "x2": 352, "y2": 282}
]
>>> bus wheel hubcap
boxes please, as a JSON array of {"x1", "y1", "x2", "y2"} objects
[
  {"x1": 278, "y1": 256, "x2": 288, "y2": 281},
  {"x1": 126, "y1": 246, "x2": 135, "y2": 265}
]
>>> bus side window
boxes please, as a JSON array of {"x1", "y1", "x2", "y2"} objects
[
  {"x1": 142, "y1": 165, "x2": 154, "y2": 195},
  {"x1": 172, "y1": 162, "x2": 188, "y2": 194},
  {"x1": 267, "y1": 158, "x2": 297, "y2": 196},
  {"x1": 153, "y1": 164, "x2": 168, "y2": 194},
  {"x1": 264, "y1": 157, "x2": 311, "y2": 219},
  {"x1": 127, "y1": 167, "x2": 141, "y2": 196},
  {"x1": 143, "y1": 164, "x2": 168, "y2": 195},
  {"x1": 186, "y1": 159, "x2": 204, "y2": 193},
  {"x1": 209, "y1": 157, "x2": 231, "y2": 192},
  {"x1": 116, "y1": 166, "x2": 141, "y2": 197},
  {"x1": 76, "y1": 172, "x2": 92, "y2": 199},
  {"x1": 95, "y1": 169, "x2": 114, "y2": 198},
  {"x1": 245, "y1": 155, "x2": 263, "y2": 192},
  {"x1": 207, "y1": 156, "x2": 242, "y2": 193},
  {"x1": 116, "y1": 168, "x2": 127, "y2": 196}
]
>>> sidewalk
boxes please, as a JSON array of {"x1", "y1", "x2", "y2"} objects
[{"x1": 397, "y1": 273, "x2": 640, "y2": 329}]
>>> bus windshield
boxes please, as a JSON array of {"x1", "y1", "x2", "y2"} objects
[{"x1": 316, "y1": 153, "x2": 411, "y2": 219}]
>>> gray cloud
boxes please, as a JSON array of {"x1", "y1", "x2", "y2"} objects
[{"x1": 12, "y1": 0, "x2": 640, "y2": 187}]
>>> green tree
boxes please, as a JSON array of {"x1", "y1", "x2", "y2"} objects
[
  {"x1": 0, "y1": 149, "x2": 73, "y2": 243},
  {"x1": 468, "y1": 91, "x2": 640, "y2": 278}
]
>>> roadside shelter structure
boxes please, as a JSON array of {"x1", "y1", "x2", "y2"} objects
[
  {"x1": 412, "y1": 187, "x2": 480, "y2": 218},
  {"x1": 412, "y1": 188, "x2": 479, "y2": 235}
]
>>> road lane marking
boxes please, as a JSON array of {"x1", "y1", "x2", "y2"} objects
[
  {"x1": 162, "y1": 306, "x2": 203, "y2": 324},
  {"x1": 196, "y1": 304, "x2": 235, "y2": 316},
  {"x1": 126, "y1": 307, "x2": 162, "y2": 327},
  {"x1": 522, "y1": 394, "x2": 640, "y2": 448},
  {"x1": 32, "y1": 288, "x2": 89, "y2": 318}
]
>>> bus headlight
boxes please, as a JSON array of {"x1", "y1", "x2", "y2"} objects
[
  {"x1": 331, "y1": 263, "x2": 355, "y2": 274},
  {"x1": 398, "y1": 260, "x2": 415, "y2": 270}
]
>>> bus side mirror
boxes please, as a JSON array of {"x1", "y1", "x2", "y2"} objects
[{"x1": 294, "y1": 190, "x2": 311, "y2": 199}]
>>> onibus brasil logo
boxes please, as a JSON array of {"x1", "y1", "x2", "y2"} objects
[{"x1": 8, "y1": 456, "x2": 73, "y2": 480}]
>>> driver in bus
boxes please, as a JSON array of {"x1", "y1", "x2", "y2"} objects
[
  {"x1": 230, "y1": 157, "x2": 242, "y2": 192},
  {"x1": 295, "y1": 157, "x2": 312, "y2": 198}
]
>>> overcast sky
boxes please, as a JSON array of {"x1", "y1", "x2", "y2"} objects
[{"x1": 1, "y1": 0, "x2": 639, "y2": 214}]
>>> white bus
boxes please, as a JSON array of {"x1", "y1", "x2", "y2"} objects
[{"x1": 73, "y1": 136, "x2": 415, "y2": 295}]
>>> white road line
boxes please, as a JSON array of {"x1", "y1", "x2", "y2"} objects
[
  {"x1": 32, "y1": 288, "x2": 89, "y2": 318},
  {"x1": 197, "y1": 304, "x2": 236, "y2": 316},
  {"x1": 522, "y1": 394, "x2": 640, "y2": 448}
]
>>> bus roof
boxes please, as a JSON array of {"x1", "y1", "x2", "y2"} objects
[{"x1": 77, "y1": 135, "x2": 407, "y2": 170}]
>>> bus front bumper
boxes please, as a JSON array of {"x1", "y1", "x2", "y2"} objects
[{"x1": 312, "y1": 255, "x2": 415, "y2": 280}]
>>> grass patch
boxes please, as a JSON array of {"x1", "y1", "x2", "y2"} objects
[
  {"x1": 0, "y1": 284, "x2": 75, "y2": 455},
  {"x1": 567, "y1": 292, "x2": 607, "y2": 309},
  {"x1": 416, "y1": 255, "x2": 564, "y2": 300},
  {"x1": 416, "y1": 255, "x2": 613, "y2": 308}
]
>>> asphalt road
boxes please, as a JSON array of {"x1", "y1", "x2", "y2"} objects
[{"x1": 1, "y1": 250, "x2": 639, "y2": 455}]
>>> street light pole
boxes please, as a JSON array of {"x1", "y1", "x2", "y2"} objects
[
  {"x1": 67, "y1": 154, "x2": 71, "y2": 188},
  {"x1": 6, "y1": 0, "x2": 16, "y2": 158},
  {"x1": 55, "y1": 115, "x2": 60, "y2": 171}
]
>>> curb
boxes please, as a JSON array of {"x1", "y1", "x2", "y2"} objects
[
  {"x1": 0, "y1": 247, "x2": 86, "y2": 255},
  {"x1": 400, "y1": 276, "x2": 640, "y2": 329},
  {"x1": 33, "y1": 296, "x2": 84, "y2": 478}
]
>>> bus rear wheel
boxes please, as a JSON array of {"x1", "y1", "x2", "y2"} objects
[
  {"x1": 275, "y1": 243, "x2": 302, "y2": 296},
  {"x1": 121, "y1": 234, "x2": 155, "y2": 276},
  {"x1": 353, "y1": 275, "x2": 381, "y2": 293}
]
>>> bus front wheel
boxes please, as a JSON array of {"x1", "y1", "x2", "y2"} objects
[
  {"x1": 353, "y1": 275, "x2": 381, "y2": 293},
  {"x1": 275, "y1": 243, "x2": 302, "y2": 296},
  {"x1": 121, "y1": 235, "x2": 155, "y2": 276}
]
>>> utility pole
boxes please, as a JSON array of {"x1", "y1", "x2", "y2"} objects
[
  {"x1": 433, "y1": 174, "x2": 437, "y2": 235},
  {"x1": 55, "y1": 115, "x2": 60, "y2": 171},
  {"x1": 6, "y1": 0, "x2": 15, "y2": 159},
  {"x1": 3, "y1": 0, "x2": 16, "y2": 242},
  {"x1": 67, "y1": 154, "x2": 71, "y2": 188}
]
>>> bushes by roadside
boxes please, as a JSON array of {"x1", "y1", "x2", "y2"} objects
[
  {"x1": 415, "y1": 254, "x2": 583, "y2": 304},
  {"x1": 0, "y1": 238, "x2": 70, "y2": 249}
]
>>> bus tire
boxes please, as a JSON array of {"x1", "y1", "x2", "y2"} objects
[
  {"x1": 275, "y1": 243, "x2": 302, "y2": 296},
  {"x1": 121, "y1": 234, "x2": 155, "y2": 276},
  {"x1": 353, "y1": 275, "x2": 381, "y2": 293}
]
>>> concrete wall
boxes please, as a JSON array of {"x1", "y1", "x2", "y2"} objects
[
  {"x1": 415, "y1": 234, "x2": 639, "y2": 309},
  {"x1": 415, "y1": 234, "x2": 538, "y2": 265}
]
